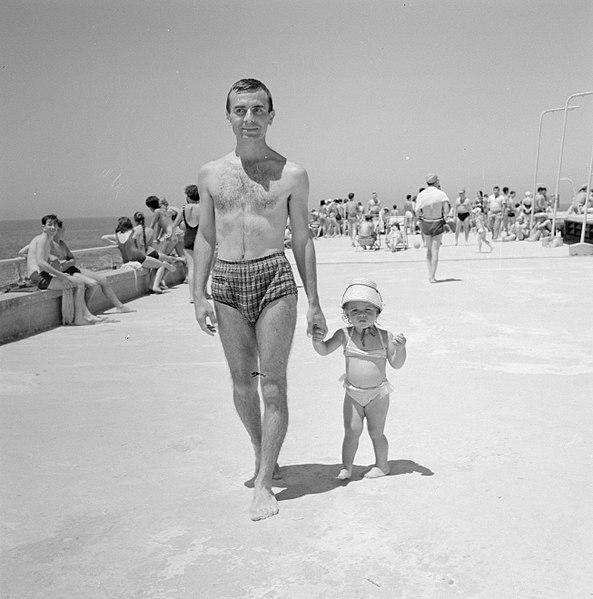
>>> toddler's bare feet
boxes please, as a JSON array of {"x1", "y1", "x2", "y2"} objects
[
  {"x1": 364, "y1": 465, "x2": 390, "y2": 479},
  {"x1": 337, "y1": 468, "x2": 352, "y2": 480}
]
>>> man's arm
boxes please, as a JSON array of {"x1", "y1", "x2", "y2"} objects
[
  {"x1": 32, "y1": 239, "x2": 70, "y2": 279},
  {"x1": 288, "y1": 166, "x2": 327, "y2": 338},
  {"x1": 150, "y1": 211, "x2": 165, "y2": 241},
  {"x1": 193, "y1": 164, "x2": 218, "y2": 335}
]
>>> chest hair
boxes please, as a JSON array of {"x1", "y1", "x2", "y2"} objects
[{"x1": 214, "y1": 163, "x2": 281, "y2": 214}]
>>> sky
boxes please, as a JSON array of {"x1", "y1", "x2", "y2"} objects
[{"x1": 1, "y1": 0, "x2": 592, "y2": 220}]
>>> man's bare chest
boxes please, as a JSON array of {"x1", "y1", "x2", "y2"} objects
[{"x1": 213, "y1": 163, "x2": 287, "y2": 214}]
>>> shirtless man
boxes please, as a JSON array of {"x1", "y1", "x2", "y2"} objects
[
  {"x1": 415, "y1": 173, "x2": 450, "y2": 283},
  {"x1": 145, "y1": 196, "x2": 181, "y2": 257},
  {"x1": 454, "y1": 188, "x2": 471, "y2": 245},
  {"x1": 193, "y1": 79, "x2": 327, "y2": 521},
  {"x1": 25, "y1": 214, "x2": 92, "y2": 325}
]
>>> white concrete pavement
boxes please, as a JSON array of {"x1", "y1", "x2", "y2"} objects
[{"x1": 1, "y1": 232, "x2": 592, "y2": 598}]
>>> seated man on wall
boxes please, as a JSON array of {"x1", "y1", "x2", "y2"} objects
[{"x1": 24, "y1": 214, "x2": 94, "y2": 325}]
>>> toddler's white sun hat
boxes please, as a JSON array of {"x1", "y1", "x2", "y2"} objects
[{"x1": 341, "y1": 278, "x2": 383, "y2": 312}]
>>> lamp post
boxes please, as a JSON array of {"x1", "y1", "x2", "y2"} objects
[
  {"x1": 579, "y1": 143, "x2": 593, "y2": 244},
  {"x1": 531, "y1": 106, "x2": 579, "y2": 232},
  {"x1": 552, "y1": 91, "x2": 593, "y2": 235}
]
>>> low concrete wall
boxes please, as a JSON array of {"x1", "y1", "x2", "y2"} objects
[{"x1": 0, "y1": 266, "x2": 186, "y2": 345}]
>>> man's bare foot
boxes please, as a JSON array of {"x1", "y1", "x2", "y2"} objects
[
  {"x1": 250, "y1": 487, "x2": 279, "y2": 521},
  {"x1": 337, "y1": 468, "x2": 352, "y2": 480},
  {"x1": 115, "y1": 305, "x2": 136, "y2": 313},
  {"x1": 73, "y1": 318, "x2": 95, "y2": 326},
  {"x1": 364, "y1": 465, "x2": 390, "y2": 479}
]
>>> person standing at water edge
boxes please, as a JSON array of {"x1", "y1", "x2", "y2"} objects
[
  {"x1": 193, "y1": 78, "x2": 327, "y2": 521},
  {"x1": 415, "y1": 173, "x2": 450, "y2": 283}
]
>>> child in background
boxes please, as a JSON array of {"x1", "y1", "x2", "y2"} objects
[
  {"x1": 312, "y1": 278, "x2": 407, "y2": 480},
  {"x1": 472, "y1": 207, "x2": 492, "y2": 253},
  {"x1": 386, "y1": 223, "x2": 405, "y2": 252}
]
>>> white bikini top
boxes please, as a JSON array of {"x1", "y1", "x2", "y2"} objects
[{"x1": 342, "y1": 327, "x2": 387, "y2": 360}]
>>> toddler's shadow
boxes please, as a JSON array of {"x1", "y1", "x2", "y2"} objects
[{"x1": 243, "y1": 459, "x2": 434, "y2": 502}]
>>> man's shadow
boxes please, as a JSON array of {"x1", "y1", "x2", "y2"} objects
[{"x1": 245, "y1": 460, "x2": 434, "y2": 502}]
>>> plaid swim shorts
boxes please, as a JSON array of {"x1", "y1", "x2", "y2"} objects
[{"x1": 211, "y1": 252, "x2": 298, "y2": 324}]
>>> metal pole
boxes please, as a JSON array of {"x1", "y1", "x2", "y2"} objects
[
  {"x1": 531, "y1": 106, "x2": 578, "y2": 232},
  {"x1": 552, "y1": 91, "x2": 593, "y2": 235},
  {"x1": 580, "y1": 142, "x2": 593, "y2": 244}
]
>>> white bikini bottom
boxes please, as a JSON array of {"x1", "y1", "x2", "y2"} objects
[{"x1": 340, "y1": 376, "x2": 393, "y2": 407}]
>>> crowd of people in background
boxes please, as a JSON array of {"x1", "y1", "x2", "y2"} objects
[
  {"x1": 16, "y1": 184, "x2": 203, "y2": 321},
  {"x1": 100, "y1": 186, "x2": 201, "y2": 299},
  {"x1": 304, "y1": 180, "x2": 591, "y2": 251},
  {"x1": 15, "y1": 178, "x2": 592, "y2": 311}
]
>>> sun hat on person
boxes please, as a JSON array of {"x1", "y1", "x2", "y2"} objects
[
  {"x1": 426, "y1": 173, "x2": 439, "y2": 185},
  {"x1": 341, "y1": 278, "x2": 383, "y2": 312}
]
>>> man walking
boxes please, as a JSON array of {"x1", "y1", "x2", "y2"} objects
[
  {"x1": 415, "y1": 173, "x2": 450, "y2": 283},
  {"x1": 193, "y1": 79, "x2": 327, "y2": 521}
]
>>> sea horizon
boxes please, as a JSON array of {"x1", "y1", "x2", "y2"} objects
[{"x1": 0, "y1": 216, "x2": 123, "y2": 261}]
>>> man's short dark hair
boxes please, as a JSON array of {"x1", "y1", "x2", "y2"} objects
[
  {"x1": 226, "y1": 78, "x2": 273, "y2": 113},
  {"x1": 41, "y1": 214, "x2": 58, "y2": 225},
  {"x1": 145, "y1": 196, "x2": 160, "y2": 210}
]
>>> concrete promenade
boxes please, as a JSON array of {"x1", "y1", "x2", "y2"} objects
[{"x1": 1, "y1": 233, "x2": 592, "y2": 598}]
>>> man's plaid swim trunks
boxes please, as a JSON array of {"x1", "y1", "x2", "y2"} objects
[{"x1": 211, "y1": 252, "x2": 298, "y2": 324}]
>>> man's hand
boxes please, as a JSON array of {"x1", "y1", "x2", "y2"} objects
[
  {"x1": 194, "y1": 297, "x2": 218, "y2": 336},
  {"x1": 306, "y1": 305, "x2": 327, "y2": 340}
]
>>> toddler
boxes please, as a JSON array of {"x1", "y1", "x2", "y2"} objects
[
  {"x1": 312, "y1": 278, "x2": 406, "y2": 479},
  {"x1": 472, "y1": 207, "x2": 492, "y2": 252}
]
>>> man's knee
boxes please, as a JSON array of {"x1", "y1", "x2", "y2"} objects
[
  {"x1": 94, "y1": 273, "x2": 108, "y2": 287},
  {"x1": 260, "y1": 377, "x2": 287, "y2": 408},
  {"x1": 232, "y1": 377, "x2": 259, "y2": 399}
]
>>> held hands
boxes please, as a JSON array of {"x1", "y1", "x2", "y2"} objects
[
  {"x1": 194, "y1": 297, "x2": 217, "y2": 336},
  {"x1": 307, "y1": 305, "x2": 327, "y2": 341}
]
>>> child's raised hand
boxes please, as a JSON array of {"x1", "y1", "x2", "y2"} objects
[{"x1": 392, "y1": 333, "x2": 406, "y2": 348}]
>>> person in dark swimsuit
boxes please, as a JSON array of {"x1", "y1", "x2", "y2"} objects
[
  {"x1": 454, "y1": 189, "x2": 471, "y2": 245},
  {"x1": 172, "y1": 184, "x2": 201, "y2": 303},
  {"x1": 101, "y1": 217, "x2": 177, "y2": 294}
]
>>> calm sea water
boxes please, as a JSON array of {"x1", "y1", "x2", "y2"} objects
[{"x1": 0, "y1": 217, "x2": 120, "y2": 261}]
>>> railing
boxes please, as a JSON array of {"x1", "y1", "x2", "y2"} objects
[{"x1": 0, "y1": 246, "x2": 122, "y2": 289}]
